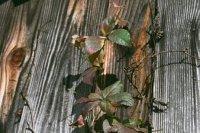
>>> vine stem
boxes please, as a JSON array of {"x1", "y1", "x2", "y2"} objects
[
  {"x1": 136, "y1": 47, "x2": 200, "y2": 68},
  {"x1": 151, "y1": 48, "x2": 200, "y2": 60}
]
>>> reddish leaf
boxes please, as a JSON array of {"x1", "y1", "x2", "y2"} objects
[
  {"x1": 103, "y1": 119, "x2": 118, "y2": 133},
  {"x1": 85, "y1": 36, "x2": 105, "y2": 55},
  {"x1": 88, "y1": 49, "x2": 104, "y2": 66},
  {"x1": 81, "y1": 101, "x2": 101, "y2": 117},
  {"x1": 76, "y1": 97, "x2": 90, "y2": 104},
  {"x1": 100, "y1": 16, "x2": 116, "y2": 36},
  {"x1": 88, "y1": 49, "x2": 104, "y2": 67},
  {"x1": 81, "y1": 67, "x2": 100, "y2": 85},
  {"x1": 69, "y1": 115, "x2": 84, "y2": 128}
]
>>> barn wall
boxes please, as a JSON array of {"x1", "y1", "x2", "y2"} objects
[
  {"x1": 153, "y1": 0, "x2": 200, "y2": 133},
  {"x1": 0, "y1": 0, "x2": 199, "y2": 133}
]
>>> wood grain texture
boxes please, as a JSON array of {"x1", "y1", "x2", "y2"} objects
[
  {"x1": 4, "y1": 0, "x2": 199, "y2": 133},
  {"x1": 153, "y1": 0, "x2": 200, "y2": 133},
  {"x1": 0, "y1": 0, "x2": 153, "y2": 132}
]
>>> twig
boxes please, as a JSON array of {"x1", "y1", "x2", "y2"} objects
[{"x1": 124, "y1": 69, "x2": 143, "y2": 97}]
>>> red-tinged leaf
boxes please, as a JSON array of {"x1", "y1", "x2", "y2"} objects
[
  {"x1": 90, "y1": 49, "x2": 104, "y2": 67},
  {"x1": 85, "y1": 36, "x2": 105, "y2": 55},
  {"x1": 103, "y1": 119, "x2": 118, "y2": 133},
  {"x1": 76, "y1": 97, "x2": 90, "y2": 104},
  {"x1": 102, "y1": 81, "x2": 123, "y2": 98},
  {"x1": 72, "y1": 35, "x2": 87, "y2": 47},
  {"x1": 108, "y1": 29, "x2": 131, "y2": 47},
  {"x1": 69, "y1": 115, "x2": 84, "y2": 128},
  {"x1": 81, "y1": 101, "x2": 101, "y2": 117},
  {"x1": 100, "y1": 100, "x2": 117, "y2": 116},
  {"x1": 95, "y1": 84, "x2": 102, "y2": 94},
  {"x1": 107, "y1": 92, "x2": 134, "y2": 106},
  {"x1": 100, "y1": 16, "x2": 116, "y2": 36},
  {"x1": 87, "y1": 49, "x2": 104, "y2": 66},
  {"x1": 88, "y1": 93, "x2": 102, "y2": 101},
  {"x1": 81, "y1": 67, "x2": 100, "y2": 85}
]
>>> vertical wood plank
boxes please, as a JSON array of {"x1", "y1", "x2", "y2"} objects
[{"x1": 153, "y1": 0, "x2": 200, "y2": 132}]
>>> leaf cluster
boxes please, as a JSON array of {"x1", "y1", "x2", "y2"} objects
[{"x1": 69, "y1": 4, "x2": 147, "y2": 133}]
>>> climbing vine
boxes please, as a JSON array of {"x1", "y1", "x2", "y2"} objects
[
  {"x1": 69, "y1": 2, "x2": 200, "y2": 133},
  {"x1": 69, "y1": 3, "x2": 150, "y2": 133}
]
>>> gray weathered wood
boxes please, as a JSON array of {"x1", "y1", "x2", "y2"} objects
[
  {"x1": 153, "y1": 0, "x2": 200, "y2": 133},
  {"x1": 1, "y1": 0, "x2": 199, "y2": 133},
  {"x1": 0, "y1": 0, "x2": 154, "y2": 132}
]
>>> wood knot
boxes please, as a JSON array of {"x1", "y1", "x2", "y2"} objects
[{"x1": 9, "y1": 48, "x2": 26, "y2": 68}]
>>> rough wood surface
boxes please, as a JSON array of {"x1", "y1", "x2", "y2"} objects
[
  {"x1": 153, "y1": 0, "x2": 200, "y2": 133},
  {"x1": 0, "y1": 0, "x2": 199, "y2": 133},
  {"x1": 0, "y1": 0, "x2": 153, "y2": 132}
]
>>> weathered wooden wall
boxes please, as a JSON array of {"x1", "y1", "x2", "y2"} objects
[
  {"x1": 0, "y1": 0, "x2": 199, "y2": 133},
  {"x1": 153, "y1": 0, "x2": 200, "y2": 133}
]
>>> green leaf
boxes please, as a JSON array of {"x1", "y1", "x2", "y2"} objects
[
  {"x1": 100, "y1": 100, "x2": 117, "y2": 116},
  {"x1": 102, "y1": 81, "x2": 123, "y2": 98},
  {"x1": 88, "y1": 93, "x2": 102, "y2": 101},
  {"x1": 100, "y1": 16, "x2": 116, "y2": 36},
  {"x1": 107, "y1": 92, "x2": 134, "y2": 106},
  {"x1": 108, "y1": 29, "x2": 131, "y2": 47},
  {"x1": 122, "y1": 119, "x2": 142, "y2": 125}
]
